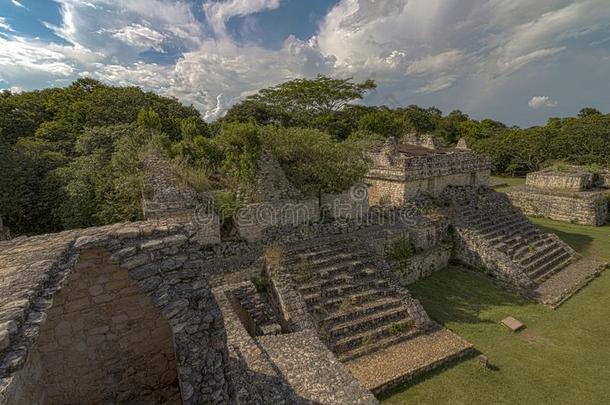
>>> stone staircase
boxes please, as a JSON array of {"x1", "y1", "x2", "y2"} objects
[
  {"x1": 445, "y1": 186, "x2": 577, "y2": 285},
  {"x1": 283, "y1": 236, "x2": 420, "y2": 362}
]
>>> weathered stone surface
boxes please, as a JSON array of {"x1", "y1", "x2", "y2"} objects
[
  {"x1": 0, "y1": 221, "x2": 231, "y2": 405},
  {"x1": 1, "y1": 158, "x2": 606, "y2": 405},
  {"x1": 501, "y1": 316, "x2": 524, "y2": 332},
  {"x1": 365, "y1": 136, "x2": 491, "y2": 205},
  {"x1": 507, "y1": 186, "x2": 608, "y2": 226}
]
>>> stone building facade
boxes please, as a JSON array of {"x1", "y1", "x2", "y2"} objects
[
  {"x1": 365, "y1": 136, "x2": 491, "y2": 206},
  {"x1": 507, "y1": 167, "x2": 610, "y2": 226}
]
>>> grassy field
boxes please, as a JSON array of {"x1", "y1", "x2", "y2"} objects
[
  {"x1": 490, "y1": 175, "x2": 526, "y2": 192},
  {"x1": 380, "y1": 218, "x2": 610, "y2": 405}
]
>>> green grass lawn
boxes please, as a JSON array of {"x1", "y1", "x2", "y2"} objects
[
  {"x1": 491, "y1": 175, "x2": 526, "y2": 192},
  {"x1": 380, "y1": 219, "x2": 610, "y2": 405}
]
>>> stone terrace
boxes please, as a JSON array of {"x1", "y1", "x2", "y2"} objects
[
  {"x1": 445, "y1": 186, "x2": 607, "y2": 306},
  {"x1": 282, "y1": 234, "x2": 428, "y2": 362}
]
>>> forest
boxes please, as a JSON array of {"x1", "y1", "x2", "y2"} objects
[{"x1": 1, "y1": 77, "x2": 608, "y2": 236}]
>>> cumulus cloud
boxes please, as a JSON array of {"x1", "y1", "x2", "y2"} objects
[
  {"x1": 204, "y1": 0, "x2": 281, "y2": 36},
  {"x1": 0, "y1": 0, "x2": 609, "y2": 125},
  {"x1": 528, "y1": 96, "x2": 558, "y2": 109}
]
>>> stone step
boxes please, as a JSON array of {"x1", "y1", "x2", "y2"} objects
[
  {"x1": 320, "y1": 298, "x2": 404, "y2": 327},
  {"x1": 300, "y1": 276, "x2": 389, "y2": 298},
  {"x1": 291, "y1": 253, "x2": 371, "y2": 275},
  {"x1": 286, "y1": 237, "x2": 357, "y2": 256},
  {"x1": 336, "y1": 329, "x2": 420, "y2": 362},
  {"x1": 327, "y1": 306, "x2": 410, "y2": 341},
  {"x1": 294, "y1": 260, "x2": 377, "y2": 284},
  {"x1": 491, "y1": 228, "x2": 538, "y2": 247},
  {"x1": 321, "y1": 288, "x2": 395, "y2": 309},
  {"x1": 524, "y1": 246, "x2": 568, "y2": 273},
  {"x1": 519, "y1": 242, "x2": 561, "y2": 266},
  {"x1": 304, "y1": 285, "x2": 393, "y2": 307},
  {"x1": 512, "y1": 237, "x2": 549, "y2": 258},
  {"x1": 285, "y1": 244, "x2": 355, "y2": 264},
  {"x1": 488, "y1": 221, "x2": 537, "y2": 239},
  {"x1": 477, "y1": 215, "x2": 525, "y2": 231},
  {"x1": 482, "y1": 218, "x2": 531, "y2": 239},
  {"x1": 330, "y1": 310, "x2": 414, "y2": 353},
  {"x1": 529, "y1": 251, "x2": 572, "y2": 283}
]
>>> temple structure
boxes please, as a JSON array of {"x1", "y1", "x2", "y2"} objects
[
  {"x1": 507, "y1": 166, "x2": 610, "y2": 226},
  {"x1": 365, "y1": 135, "x2": 491, "y2": 206}
]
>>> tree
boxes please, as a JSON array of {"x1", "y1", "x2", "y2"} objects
[
  {"x1": 578, "y1": 107, "x2": 602, "y2": 118},
  {"x1": 223, "y1": 76, "x2": 376, "y2": 136},
  {"x1": 357, "y1": 108, "x2": 407, "y2": 138}
]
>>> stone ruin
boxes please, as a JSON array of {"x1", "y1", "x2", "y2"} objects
[
  {"x1": 365, "y1": 134, "x2": 491, "y2": 206},
  {"x1": 506, "y1": 166, "x2": 610, "y2": 226},
  {"x1": 1, "y1": 147, "x2": 607, "y2": 404}
]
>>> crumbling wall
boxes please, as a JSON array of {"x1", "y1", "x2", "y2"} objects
[
  {"x1": 236, "y1": 199, "x2": 320, "y2": 242},
  {"x1": 365, "y1": 146, "x2": 491, "y2": 205},
  {"x1": 141, "y1": 152, "x2": 221, "y2": 244},
  {"x1": 321, "y1": 183, "x2": 369, "y2": 220},
  {"x1": 526, "y1": 171, "x2": 593, "y2": 191},
  {"x1": 507, "y1": 187, "x2": 608, "y2": 226},
  {"x1": 0, "y1": 222, "x2": 233, "y2": 405},
  {"x1": 366, "y1": 177, "x2": 406, "y2": 206},
  {"x1": 390, "y1": 244, "x2": 452, "y2": 285},
  {"x1": 403, "y1": 170, "x2": 489, "y2": 199}
]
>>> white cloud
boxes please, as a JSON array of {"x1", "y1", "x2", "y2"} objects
[
  {"x1": 109, "y1": 24, "x2": 167, "y2": 52},
  {"x1": 406, "y1": 50, "x2": 466, "y2": 76},
  {"x1": 203, "y1": 0, "x2": 281, "y2": 37},
  {"x1": 528, "y1": 96, "x2": 558, "y2": 109},
  {"x1": 1, "y1": 0, "x2": 609, "y2": 126},
  {"x1": 416, "y1": 76, "x2": 457, "y2": 94},
  {"x1": 0, "y1": 17, "x2": 16, "y2": 33},
  {"x1": 11, "y1": 0, "x2": 26, "y2": 9}
]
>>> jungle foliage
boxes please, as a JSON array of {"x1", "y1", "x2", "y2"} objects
[{"x1": 1, "y1": 77, "x2": 608, "y2": 236}]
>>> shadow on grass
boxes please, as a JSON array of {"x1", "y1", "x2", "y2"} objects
[
  {"x1": 532, "y1": 221, "x2": 594, "y2": 254},
  {"x1": 407, "y1": 266, "x2": 530, "y2": 326},
  {"x1": 376, "y1": 349, "x2": 481, "y2": 401}
]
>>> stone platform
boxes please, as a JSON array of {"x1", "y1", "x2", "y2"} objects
[
  {"x1": 344, "y1": 325, "x2": 473, "y2": 394},
  {"x1": 530, "y1": 256, "x2": 608, "y2": 308}
]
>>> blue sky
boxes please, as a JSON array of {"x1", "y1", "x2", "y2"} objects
[{"x1": 1, "y1": 0, "x2": 609, "y2": 126}]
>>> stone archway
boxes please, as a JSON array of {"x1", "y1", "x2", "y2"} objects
[{"x1": 36, "y1": 247, "x2": 181, "y2": 404}]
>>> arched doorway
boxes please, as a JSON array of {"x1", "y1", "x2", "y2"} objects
[{"x1": 36, "y1": 248, "x2": 181, "y2": 404}]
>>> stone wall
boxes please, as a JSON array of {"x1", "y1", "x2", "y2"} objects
[
  {"x1": 235, "y1": 199, "x2": 320, "y2": 242},
  {"x1": 365, "y1": 141, "x2": 491, "y2": 205},
  {"x1": 389, "y1": 244, "x2": 452, "y2": 285},
  {"x1": 321, "y1": 183, "x2": 369, "y2": 220},
  {"x1": 36, "y1": 248, "x2": 180, "y2": 403},
  {"x1": 141, "y1": 151, "x2": 221, "y2": 245},
  {"x1": 0, "y1": 221, "x2": 232, "y2": 405},
  {"x1": 597, "y1": 173, "x2": 610, "y2": 188},
  {"x1": 507, "y1": 186, "x2": 608, "y2": 226},
  {"x1": 526, "y1": 171, "x2": 593, "y2": 191},
  {"x1": 402, "y1": 170, "x2": 490, "y2": 199},
  {"x1": 366, "y1": 177, "x2": 406, "y2": 206},
  {"x1": 402, "y1": 153, "x2": 491, "y2": 183}
]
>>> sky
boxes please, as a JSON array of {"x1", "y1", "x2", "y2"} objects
[{"x1": 0, "y1": 0, "x2": 609, "y2": 127}]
